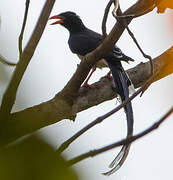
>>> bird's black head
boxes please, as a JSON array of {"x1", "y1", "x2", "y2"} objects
[{"x1": 49, "y1": 11, "x2": 86, "y2": 33}]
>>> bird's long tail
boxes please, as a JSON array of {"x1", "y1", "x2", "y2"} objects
[{"x1": 103, "y1": 60, "x2": 134, "y2": 176}]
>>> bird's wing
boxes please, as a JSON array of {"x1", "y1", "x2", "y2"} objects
[
  {"x1": 69, "y1": 28, "x2": 134, "y2": 62},
  {"x1": 68, "y1": 29, "x2": 102, "y2": 56},
  {"x1": 106, "y1": 45, "x2": 134, "y2": 63}
]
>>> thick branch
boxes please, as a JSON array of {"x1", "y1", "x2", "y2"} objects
[{"x1": 6, "y1": 46, "x2": 173, "y2": 144}]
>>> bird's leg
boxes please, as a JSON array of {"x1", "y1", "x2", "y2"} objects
[{"x1": 82, "y1": 66, "x2": 96, "y2": 87}]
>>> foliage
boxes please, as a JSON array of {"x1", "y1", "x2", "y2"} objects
[{"x1": 0, "y1": 135, "x2": 79, "y2": 180}]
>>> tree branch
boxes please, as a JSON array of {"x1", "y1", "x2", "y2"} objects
[
  {"x1": 102, "y1": 0, "x2": 114, "y2": 38},
  {"x1": 6, "y1": 46, "x2": 173, "y2": 145},
  {"x1": 0, "y1": 54, "x2": 16, "y2": 66},
  {"x1": 57, "y1": 87, "x2": 143, "y2": 154},
  {"x1": 67, "y1": 107, "x2": 173, "y2": 166},
  {"x1": 18, "y1": 0, "x2": 30, "y2": 57}
]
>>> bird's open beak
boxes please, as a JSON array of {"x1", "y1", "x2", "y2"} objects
[{"x1": 49, "y1": 15, "x2": 64, "y2": 25}]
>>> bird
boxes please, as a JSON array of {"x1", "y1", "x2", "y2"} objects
[{"x1": 49, "y1": 11, "x2": 134, "y2": 175}]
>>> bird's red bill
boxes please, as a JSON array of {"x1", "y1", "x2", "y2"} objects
[{"x1": 49, "y1": 15, "x2": 64, "y2": 25}]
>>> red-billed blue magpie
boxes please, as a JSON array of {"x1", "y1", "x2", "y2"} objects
[{"x1": 49, "y1": 11, "x2": 134, "y2": 175}]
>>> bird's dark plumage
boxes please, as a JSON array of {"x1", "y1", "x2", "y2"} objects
[{"x1": 49, "y1": 11, "x2": 134, "y2": 175}]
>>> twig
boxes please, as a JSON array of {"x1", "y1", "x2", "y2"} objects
[
  {"x1": 56, "y1": 87, "x2": 143, "y2": 154},
  {"x1": 18, "y1": 0, "x2": 30, "y2": 57},
  {"x1": 0, "y1": 54, "x2": 16, "y2": 66},
  {"x1": 102, "y1": 0, "x2": 113, "y2": 38},
  {"x1": 112, "y1": 0, "x2": 119, "y2": 10},
  {"x1": 67, "y1": 107, "x2": 173, "y2": 166},
  {"x1": 0, "y1": 0, "x2": 55, "y2": 121},
  {"x1": 120, "y1": 20, "x2": 153, "y2": 96},
  {"x1": 102, "y1": 0, "x2": 120, "y2": 38}
]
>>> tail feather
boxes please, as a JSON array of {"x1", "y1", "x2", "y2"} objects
[
  {"x1": 103, "y1": 60, "x2": 134, "y2": 175},
  {"x1": 121, "y1": 54, "x2": 135, "y2": 63},
  {"x1": 103, "y1": 146, "x2": 131, "y2": 176}
]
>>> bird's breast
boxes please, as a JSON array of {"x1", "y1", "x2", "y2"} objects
[{"x1": 77, "y1": 55, "x2": 108, "y2": 69}]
